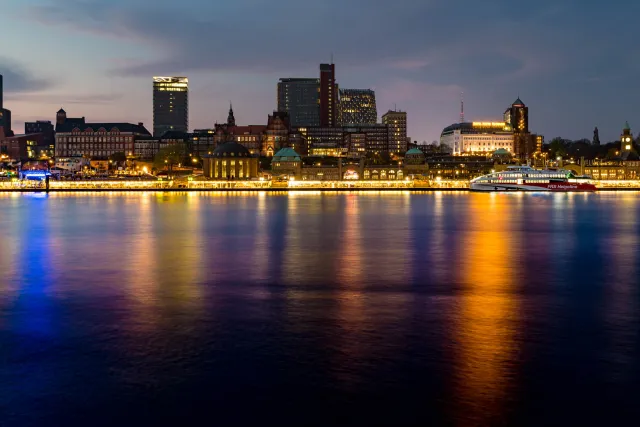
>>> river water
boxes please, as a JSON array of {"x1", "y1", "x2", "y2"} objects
[{"x1": 1, "y1": 192, "x2": 639, "y2": 426}]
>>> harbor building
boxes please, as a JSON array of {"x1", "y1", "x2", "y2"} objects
[{"x1": 202, "y1": 141, "x2": 259, "y2": 180}]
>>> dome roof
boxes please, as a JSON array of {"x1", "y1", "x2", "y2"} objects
[
  {"x1": 512, "y1": 97, "x2": 525, "y2": 106},
  {"x1": 405, "y1": 148, "x2": 424, "y2": 156},
  {"x1": 272, "y1": 147, "x2": 301, "y2": 162},
  {"x1": 493, "y1": 148, "x2": 511, "y2": 155},
  {"x1": 211, "y1": 141, "x2": 251, "y2": 158}
]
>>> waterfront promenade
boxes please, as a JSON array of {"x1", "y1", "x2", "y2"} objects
[{"x1": 2, "y1": 179, "x2": 640, "y2": 192}]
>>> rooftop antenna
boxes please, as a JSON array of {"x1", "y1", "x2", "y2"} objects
[
  {"x1": 460, "y1": 92, "x2": 465, "y2": 123},
  {"x1": 331, "y1": 53, "x2": 334, "y2": 64}
]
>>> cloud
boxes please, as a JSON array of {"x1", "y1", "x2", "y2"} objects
[
  {"x1": 27, "y1": 0, "x2": 538, "y2": 79},
  {"x1": 4, "y1": 92, "x2": 122, "y2": 104},
  {"x1": 0, "y1": 58, "x2": 52, "y2": 94},
  {"x1": 21, "y1": 0, "x2": 640, "y2": 142}
]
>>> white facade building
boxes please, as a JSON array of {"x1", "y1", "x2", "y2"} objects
[
  {"x1": 55, "y1": 157, "x2": 91, "y2": 173},
  {"x1": 440, "y1": 122, "x2": 514, "y2": 155}
]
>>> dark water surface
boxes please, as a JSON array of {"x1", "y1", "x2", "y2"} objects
[{"x1": 1, "y1": 191, "x2": 640, "y2": 426}]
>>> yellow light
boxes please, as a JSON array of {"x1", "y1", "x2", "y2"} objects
[
  {"x1": 626, "y1": 145, "x2": 631, "y2": 150},
  {"x1": 142, "y1": 166, "x2": 148, "y2": 173}
]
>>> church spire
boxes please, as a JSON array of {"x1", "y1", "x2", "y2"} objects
[{"x1": 227, "y1": 102, "x2": 236, "y2": 127}]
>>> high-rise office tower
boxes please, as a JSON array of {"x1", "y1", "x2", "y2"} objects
[
  {"x1": 382, "y1": 110, "x2": 407, "y2": 153},
  {"x1": 153, "y1": 76, "x2": 189, "y2": 137},
  {"x1": 277, "y1": 78, "x2": 320, "y2": 127},
  {"x1": 320, "y1": 64, "x2": 337, "y2": 127},
  {"x1": 339, "y1": 89, "x2": 377, "y2": 125}
]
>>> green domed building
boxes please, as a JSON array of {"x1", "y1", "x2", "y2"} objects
[{"x1": 271, "y1": 147, "x2": 302, "y2": 180}]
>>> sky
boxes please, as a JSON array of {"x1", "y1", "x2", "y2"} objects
[{"x1": 1, "y1": 0, "x2": 639, "y2": 143}]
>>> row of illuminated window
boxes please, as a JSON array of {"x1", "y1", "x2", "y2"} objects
[
  {"x1": 363, "y1": 170, "x2": 404, "y2": 179},
  {"x1": 61, "y1": 151, "x2": 124, "y2": 157},
  {"x1": 59, "y1": 137, "x2": 132, "y2": 143},
  {"x1": 59, "y1": 144, "x2": 129, "y2": 151}
]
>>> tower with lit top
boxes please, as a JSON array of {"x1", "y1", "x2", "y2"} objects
[
  {"x1": 621, "y1": 122, "x2": 633, "y2": 153},
  {"x1": 153, "y1": 76, "x2": 189, "y2": 137}
]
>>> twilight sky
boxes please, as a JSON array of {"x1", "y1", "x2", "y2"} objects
[{"x1": 1, "y1": 0, "x2": 638, "y2": 143}]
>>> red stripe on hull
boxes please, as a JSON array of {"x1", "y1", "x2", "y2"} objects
[{"x1": 526, "y1": 183, "x2": 597, "y2": 192}]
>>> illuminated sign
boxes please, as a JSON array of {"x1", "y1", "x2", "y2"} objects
[
  {"x1": 22, "y1": 170, "x2": 52, "y2": 180},
  {"x1": 344, "y1": 170, "x2": 359, "y2": 180},
  {"x1": 472, "y1": 122, "x2": 508, "y2": 129}
]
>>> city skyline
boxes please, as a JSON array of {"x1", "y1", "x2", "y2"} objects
[{"x1": 1, "y1": 0, "x2": 639, "y2": 143}]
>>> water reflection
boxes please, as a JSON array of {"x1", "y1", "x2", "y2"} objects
[
  {"x1": 452, "y1": 194, "x2": 522, "y2": 425},
  {"x1": 603, "y1": 197, "x2": 639, "y2": 384},
  {"x1": 2, "y1": 192, "x2": 640, "y2": 426}
]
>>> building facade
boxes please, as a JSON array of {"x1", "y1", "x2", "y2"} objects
[
  {"x1": 339, "y1": 89, "x2": 377, "y2": 125},
  {"x1": 55, "y1": 157, "x2": 91, "y2": 173},
  {"x1": 277, "y1": 78, "x2": 320, "y2": 127},
  {"x1": 382, "y1": 110, "x2": 407, "y2": 153},
  {"x1": 271, "y1": 147, "x2": 302, "y2": 179},
  {"x1": 320, "y1": 64, "x2": 337, "y2": 127},
  {"x1": 153, "y1": 77, "x2": 189, "y2": 137},
  {"x1": 345, "y1": 124, "x2": 388, "y2": 155},
  {"x1": 55, "y1": 117, "x2": 151, "y2": 158},
  {"x1": 0, "y1": 128, "x2": 44, "y2": 161},
  {"x1": 202, "y1": 141, "x2": 258, "y2": 179},
  {"x1": 134, "y1": 137, "x2": 160, "y2": 161},
  {"x1": 25, "y1": 121, "x2": 55, "y2": 157},
  {"x1": 261, "y1": 112, "x2": 290, "y2": 157},
  {"x1": 440, "y1": 122, "x2": 514, "y2": 155}
]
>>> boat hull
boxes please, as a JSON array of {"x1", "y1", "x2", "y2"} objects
[{"x1": 470, "y1": 182, "x2": 597, "y2": 192}]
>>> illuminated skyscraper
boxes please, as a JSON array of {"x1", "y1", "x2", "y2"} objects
[
  {"x1": 339, "y1": 89, "x2": 377, "y2": 125},
  {"x1": 153, "y1": 76, "x2": 188, "y2": 137},
  {"x1": 382, "y1": 110, "x2": 407, "y2": 153}
]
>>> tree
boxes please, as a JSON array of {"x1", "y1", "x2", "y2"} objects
[
  {"x1": 548, "y1": 137, "x2": 567, "y2": 159},
  {"x1": 154, "y1": 143, "x2": 187, "y2": 177},
  {"x1": 366, "y1": 151, "x2": 392, "y2": 165},
  {"x1": 109, "y1": 152, "x2": 127, "y2": 163}
]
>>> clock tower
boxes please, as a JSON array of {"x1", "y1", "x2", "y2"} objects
[{"x1": 621, "y1": 122, "x2": 633, "y2": 152}]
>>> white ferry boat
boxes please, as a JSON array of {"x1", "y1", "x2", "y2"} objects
[{"x1": 470, "y1": 166, "x2": 597, "y2": 192}]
